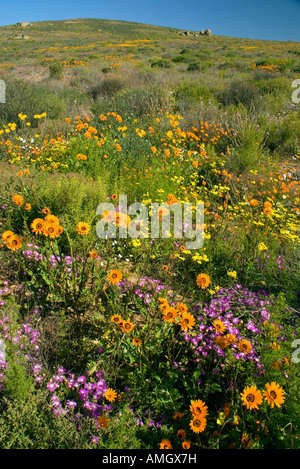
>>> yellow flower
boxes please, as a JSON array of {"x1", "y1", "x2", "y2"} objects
[
  {"x1": 258, "y1": 242, "x2": 268, "y2": 251},
  {"x1": 182, "y1": 440, "x2": 191, "y2": 449},
  {"x1": 89, "y1": 250, "x2": 98, "y2": 259},
  {"x1": 131, "y1": 239, "x2": 141, "y2": 248},
  {"x1": 45, "y1": 214, "x2": 60, "y2": 225},
  {"x1": 177, "y1": 429, "x2": 187, "y2": 440},
  {"x1": 227, "y1": 270, "x2": 237, "y2": 279},
  {"x1": 43, "y1": 222, "x2": 61, "y2": 239},
  {"x1": 76, "y1": 222, "x2": 90, "y2": 235},
  {"x1": 217, "y1": 412, "x2": 226, "y2": 426},
  {"x1": 42, "y1": 207, "x2": 51, "y2": 215},
  {"x1": 263, "y1": 206, "x2": 272, "y2": 215}
]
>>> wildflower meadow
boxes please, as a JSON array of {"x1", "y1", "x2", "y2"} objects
[{"x1": 0, "y1": 18, "x2": 299, "y2": 450}]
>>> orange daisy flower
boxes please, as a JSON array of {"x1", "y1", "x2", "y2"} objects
[
  {"x1": 179, "y1": 311, "x2": 196, "y2": 331},
  {"x1": 12, "y1": 194, "x2": 24, "y2": 206},
  {"x1": 107, "y1": 269, "x2": 122, "y2": 285},
  {"x1": 98, "y1": 415, "x2": 109, "y2": 428},
  {"x1": 6, "y1": 234, "x2": 22, "y2": 251},
  {"x1": 189, "y1": 399, "x2": 209, "y2": 418},
  {"x1": 196, "y1": 273, "x2": 211, "y2": 289},
  {"x1": 263, "y1": 382, "x2": 285, "y2": 408},
  {"x1": 104, "y1": 388, "x2": 117, "y2": 402},
  {"x1": 240, "y1": 385, "x2": 263, "y2": 410},
  {"x1": 159, "y1": 439, "x2": 172, "y2": 449}
]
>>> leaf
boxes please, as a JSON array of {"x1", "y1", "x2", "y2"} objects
[{"x1": 210, "y1": 383, "x2": 222, "y2": 393}]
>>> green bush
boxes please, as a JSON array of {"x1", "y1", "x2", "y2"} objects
[
  {"x1": 175, "y1": 80, "x2": 218, "y2": 106},
  {"x1": 172, "y1": 55, "x2": 189, "y2": 63},
  {"x1": 49, "y1": 62, "x2": 63, "y2": 79},
  {"x1": 0, "y1": 79, "x2": 67, "y2": 126},
  {"x1": 88, "y1": 78, "x2": 126, "y2": 100},
  {"x1": 264, "y1": 113, "x2": 300, "y2": 156},
  {"x1": 218, "y1": 78, "x2": 263, "y2": 112},
  {"x1": 150, "y1": 58, "x2": 172, "y2": 68},
  {"x1": 0, "y1": 392, "x2": 143, "y2": 449}
]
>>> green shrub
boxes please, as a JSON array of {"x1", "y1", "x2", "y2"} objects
[
  {"x1": 88, "y1": 78, "x2": 126, "y2": 100},
  {"x1": 49, "y1": 62, "x2": 63, "y2": 79},
  {"x1": 175, "y1": 80, "x2": 218, "y2": 106},
  {"x1": 172, "y1": 55, "x2": 189, "y2": 63},
  {"x1": 0, "y1": 392, "x2": 143, "y2": 449},
  {"x1": 0, "y1": 79, "x2": 67, "y2": 126},
  {"x1": 150, "y1": 58, "x2": 171, "y2": 68},
  {"x1": 218, "y1": 78, "x2": 263, "y2": 112},
  {"x1": 187, "y1": 62, "x2": 200, "y2": 72},
  {"x1": 92, "y1": 84, "x2": 174, "y2": 118},
  {"x1": 264, "y1": 113, "x2": 300, "y2": 156}
]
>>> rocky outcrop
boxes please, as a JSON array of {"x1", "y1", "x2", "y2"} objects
[
  {"x1": 16, "y1": 22, "x2": 31, "y2": 27},
  {"x1": 9, "y1": 34, "x2": 31, "y2": 40},
  {"x1": 179, "y1": 29, "x2": 212, "y2": 37}
]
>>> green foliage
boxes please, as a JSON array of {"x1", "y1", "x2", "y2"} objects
[
  {"x1": 89, "y1": 78, "x2": 126, "y2": 100},
  {"x1": 175, "y1": 80, "x2": 218, "y2": 106},
  {"x1": 150, "y1": 58, "x2": 172, "y2": 68},
  {"x1": 0, "y1": 392, "x2": 143, "y2": 449},
  {"x1": 218, "y1": 78, "x2": 263, "y2": 112},
  {"x1": 49, "y1": 62, "x2": 63, "y2": 79},
  {"x1": 0, "y1": 79, "x2": 66, "y2": 127}
]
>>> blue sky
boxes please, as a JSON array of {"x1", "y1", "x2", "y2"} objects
[{"x1": 0, "y1": 0, "x2": 299, "y2": 42}]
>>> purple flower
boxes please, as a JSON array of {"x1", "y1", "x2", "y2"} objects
[
  {"x1": 66, "y1": 400, "x2": 77, "y2": 409},
  {"x1": 47, "y1": 379, "x2": 59, "y2": 392}
]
